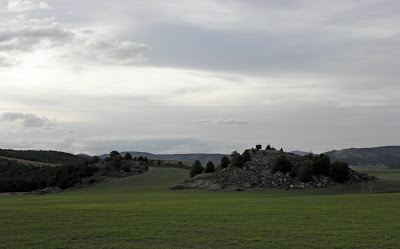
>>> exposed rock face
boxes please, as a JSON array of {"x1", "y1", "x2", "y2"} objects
[{"x1": 170, "y1": 150, "x2": 376, "y2": 191}]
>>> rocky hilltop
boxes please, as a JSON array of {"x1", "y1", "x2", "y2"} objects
[{"x1": 171, "y1": 149, "x2": 375, "y2": 191}]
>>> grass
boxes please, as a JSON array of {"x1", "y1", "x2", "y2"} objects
[{"x1": 0, "y1": 168, "x2": 399, "y2": 248}]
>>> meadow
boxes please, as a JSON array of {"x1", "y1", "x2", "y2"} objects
[{"x1": 0, "y1": 168, "x2": 399, "y2": 248}]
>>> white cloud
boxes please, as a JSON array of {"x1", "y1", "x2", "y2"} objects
[
  {"x1": 0, "y1": 112, "x2": 55, "y2": 128},
  {"x1": 7, "y1": 0, "x2": 51, "y2": 12}
]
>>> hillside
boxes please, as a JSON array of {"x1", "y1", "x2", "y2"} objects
[
  {"x1": 100, "y1": 151, "x2": 226, "y2": 163},
  {"x1": 325, "y1": 146, "x2": 400, "y2": 169},
  {"x1": 0, "y1": 149, "x2": 86, "y2": 164}
]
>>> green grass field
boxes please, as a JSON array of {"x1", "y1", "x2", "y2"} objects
[{"x1": 1, "y1": 168, "x2": 400, "y2": 248}]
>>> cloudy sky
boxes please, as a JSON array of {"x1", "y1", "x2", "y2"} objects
[{"x1": 1, "y1": 0, "x2": 399, "y2": 155}]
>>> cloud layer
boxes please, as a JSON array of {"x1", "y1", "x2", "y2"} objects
[{"x1": 1, "y1": 0, "x2": 399, "y2": 155}]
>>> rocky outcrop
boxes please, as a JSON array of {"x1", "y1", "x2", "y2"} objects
[{"x1": 170, "y1": 149, "x2": 376, "y2": 191}]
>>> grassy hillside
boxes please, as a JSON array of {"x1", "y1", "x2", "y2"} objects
[
  {"x1": 0, "y1": 149, "x2": 85, "y2": 164},
  {"x1": 0, "y1": 168, "x2": 399, "y2": 248}
]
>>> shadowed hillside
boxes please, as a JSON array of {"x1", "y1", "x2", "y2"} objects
[{"x1": 325, "y1": 146, "x2": 400, "y2": 169}]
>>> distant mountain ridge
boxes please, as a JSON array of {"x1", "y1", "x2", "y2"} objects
[
  {"x1": 325, "y1": 146, "x2": 400, "y2": 169},
  {"x1": 99, "y1": 151, "x2": 226, "y2": 164}
]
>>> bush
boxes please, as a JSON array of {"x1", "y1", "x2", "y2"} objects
[
  {"x1": 124, "y1": 153, "x2": 132, "y2": 160},
  {"x1": 231, "y1": 150, "x2": 251, "y2": 168},
  {"x1": 313, "y1": 154, "x2": 330, "y2": 176},
  {"x1": 272, "y1": 155, "x2": 292, "y2": 173},
  {"x1": 330, "y1": 161, "x2": 350, "y2": 183},
  {"x1": 90, "y1": 156, "x2": 100, "y2": 164},
  {"x1": 298, "y1": 160, "x2": 314, "y2": 182},
  {"x1": 220, "y1": 155, "x2": 230, "y2": 168},
  {"x1": 205, "y1": 161, "x2": 215, "y2": 173},
  {"x1": 190, "y1": 160, "x2": 204, "y2": 177}
]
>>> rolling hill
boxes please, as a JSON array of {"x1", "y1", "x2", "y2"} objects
[
  {"x1": 325, "y1": 146, "x2": 400, "y2": 169},
  {"x1": 99, "y1": 151, "x2": 226, "y2": 163}
]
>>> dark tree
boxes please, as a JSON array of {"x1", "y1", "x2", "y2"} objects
[
  {"x1": 190, "y1": 160, "x2": 204, "y2": 177},
  {"x1": 272, "y1": 155, "x2": 292, "y2": 173},
  {"x1": 313, "y1": 154, "x2": 330, "y2": 176},
  {"x1": 124, "y1": 153, "x2": 133, "y2": 160},
  {"x1": 158, "y1": 160, "x2": 161, "y2": 165},
  {"x1": 330, "y1": 161, "x2": 350, "y2": 183},
  {"x1": 298, "y1": 160, "x2": 314, "y2": 182},
  {"x1": 256, "y1": 145, "x2": 262, "y2": 150},
  {"x1": 90, "y1": 156, "x2": 100, "y2": 164},
  {"x1": 110, "y1": 151, "x2": 120, "y2": 160},
  {"x1": 205, "y1": 161, "x2": 215, "y2": 173},
  {"x1": 143, "y1": 157, "x2": 148, "y2": 163},
  {"x1": 220, "y1": 155, "x2": 230, "y2": 168},
  {"x1": 137, "y1": 156, "x2": 144, "y2": 161},
  {"x1": 279, "y1": 148, "x2": 283, "y2": 152},
  {"x1": 230, "y1": 150, "x2": 251, "y2": 168},
  {"x1": 266, "y1": 145, "x2": 271, "y2": 150}
]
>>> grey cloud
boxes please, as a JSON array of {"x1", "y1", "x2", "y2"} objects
[
  {"x1": 193, "y1": 118, "x2": 248, "y2": 125},
  {"x1": 7, "y1": 0, "x2": 51, "y2": 12},
  {"x1": 0, "y1": 112, "x2": 55, "y2": 128},
  {"x1": 82, "y1": 38, "x2": 152, "y2": 65}
]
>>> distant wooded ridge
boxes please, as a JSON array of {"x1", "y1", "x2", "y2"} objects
[
  {"x1": 1, "y1": 145, "x2": 400, "y2": 169},
  {"x1": 99, "y1": 152, "x2": 227, "y2": 164}
]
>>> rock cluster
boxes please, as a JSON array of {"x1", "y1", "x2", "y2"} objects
[{"x1": 170, "y1": 149, "x2": 376, "y2": 191}]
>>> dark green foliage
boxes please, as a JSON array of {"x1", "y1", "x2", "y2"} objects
[
  {"x1": 0, "y1": 149, "x2": 85, "y2": 164},
  {"x1": 124, "y1": 153, "x2": 132, "y2": 160},
  {"x1": 205, "y1": 162, "x2": 215, "y2": 173},
  {"x1": 190, "y1": 160, "x2": 204, "y2": 177},
  {"x1": 298, "y1": 160, "x2": 314, "y2": 182},
  {"x1": 122, "y1": 165, "x2": 131, "y2": 173},
  {"x1": 91, "y1": 156, "x2": 100, "y2": 164},
  {"x1": 230, "y1": 150, "x2": 251, "y2": 168},
  {"x1": 330, "y1": 161, "x2": 350, "y2": 183},
  {"x1": 305, "y1": 152, "x2": 315, "y2": 159},
  {"x1": 280, "y1": 148, "x2": 283, "y2": 152},
  {"x1": 266, "y1": 145, "x2": 271, "y2": 150},
  {"x1": 313, "y1": 154, "x2": 330, "y2": 175},
  {"x1": 143, "y1": 157, "x2": 149, "y2": 163},
  {"x1": 112, "y1": 158, "x2": 122, "y2": 169},
  {"x1": 138, "y1": 156, "x2": 144, "y2": 161},
  {"x1": 110, "y1": 151, "x2": 121, "y2": 160},
  {"x1": 158, "y1": 160, "x2": 161, "y2": 165},
  {"x1": 0, "y1": 158, "x2": 101, "y2": 192},
  {"x1": 256, "y1": 145, "x2": 262, "y2": 150},
  {"x1": 272, "y1": 155, "x2": 292, "y2": 173},
  {"x1": 220, "y1": 155, "x2": 230, "y2": 168},
  {"x1": 289, "y1": 170, "x2": 297, "y2": 177}
]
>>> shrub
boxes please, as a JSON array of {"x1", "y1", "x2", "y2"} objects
[
  {"x1": 122, "y1": 165, "x2": 131, "y2": 173},
  {"x1": 272, "y1": 155, "x2": 292, "y2": 173},
  {"x1": 220, "y1": 155, "x2": 230, "y2": 168},
  {"x1": 313, "y1": 154, "x2": 330, "y2": 176},
  {"x1": 266, "y1": 145, "x2": 271, "y2": 150},
  {"x1": 90, "y1": 156, "x2": 100, "y2": 164},
  {"x1": 330, "y1": 161, "x2": 350, "y2": 183},
  {"x1": 298, "y1": 160, "x2": 314, "y2": 182},
  {"x1": 256, "y1": 145, "x2": 262, "y2": 150},
  {"x1": 110, "y1": 151, "x2": 120, "y2": 160},
  {"x1": 190, "y1": 160, "x2": 204, "y2": 177},
  {"x1": 231, "y1": 150, "x2": 251, "y2": 168},
  {"x1": 124, "y1": 153, "x2": 132, "y2": 160},
  {"x1": 205, "y1": 161, "x2": 215, "y2": 173}
]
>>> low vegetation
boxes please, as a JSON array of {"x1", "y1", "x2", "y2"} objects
[{"x1": 0, "y1": 167, "x2": 399, "y2": 248}]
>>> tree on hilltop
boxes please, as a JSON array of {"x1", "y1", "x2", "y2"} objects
[{"x1": 190, "y1": 160, "x2": 204, "y2": 177}]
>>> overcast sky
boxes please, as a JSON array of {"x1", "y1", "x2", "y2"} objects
[{"x1": 1, "y1": 0, "x2": 399, "y2": 155}]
